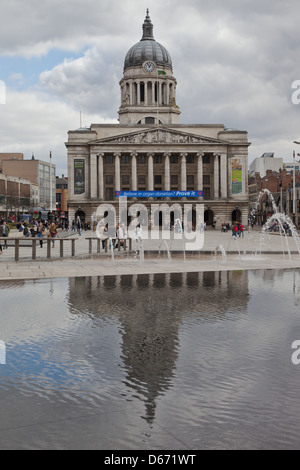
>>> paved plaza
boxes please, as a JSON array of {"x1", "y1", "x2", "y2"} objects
[{"x1": 0, "y1": 227, "x2": 300, "y2": 281}]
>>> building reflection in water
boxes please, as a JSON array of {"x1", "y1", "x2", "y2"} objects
[{"x1": 67, "y1": 270, "x2": 249, "y2": 424}]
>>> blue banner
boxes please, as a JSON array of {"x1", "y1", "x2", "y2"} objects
[{"x1": 115, "y1": 190, "x2": 203, "y2": 198}]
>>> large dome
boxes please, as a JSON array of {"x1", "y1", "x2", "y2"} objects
[{"x1": 124, "y1": 10, "x2": 172, "y2": 71}]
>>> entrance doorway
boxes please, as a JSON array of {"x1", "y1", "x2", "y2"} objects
[
  {"x1": 75, "y1": 210, "x2": 86, "y2": 222},
  {"x1": 232, "y1": 209, "x2": 242, "y2": 224},
  {"x1": 204, "y1": 209, "x2": 214, "y2": 226}
]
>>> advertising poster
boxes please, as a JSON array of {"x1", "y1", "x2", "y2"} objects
[
  {"x1": 74, "y1": 159, "x2": 85, "y2": 194},
  {"x1": 231, "y1": 158, "x2": 243, "y2": 194}
]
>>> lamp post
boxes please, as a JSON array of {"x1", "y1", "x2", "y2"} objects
[{"x1": 49, "y1": 151, "x2": 53, "y2": 214}]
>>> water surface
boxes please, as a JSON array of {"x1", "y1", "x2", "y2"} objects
[{"x1": 0, "y1": 269, "x2": 300, "y2": 449}]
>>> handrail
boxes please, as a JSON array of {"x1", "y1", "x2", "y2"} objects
[{"x1": 0, "y1": 237, "x2": 77, "y2": 261}]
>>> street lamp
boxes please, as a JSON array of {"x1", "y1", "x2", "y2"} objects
[{"x1": 49, "y1": 151, "x2": 53, "y2": 214}]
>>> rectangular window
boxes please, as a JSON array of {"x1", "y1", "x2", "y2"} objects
[
  {"x1": 121, "y1": 155, "x2": 130, "y2": 165},
  {"x1": 154, "y1": 155, "x2": 162, "y2": 164},
  {"x1": 203, "y1": 175, "x2": 210, "y2": 185},
  {"x1": 170, "y1": 175, "x2": 178, "y2": 185},
  {"x1": 122, "y1": 175, "x2": 130, "y2": 185},
  {"x1": 138, "y1": 155, "x2": 147, "y2": 165},
  {"x1": 187, "y1": 175, "x2": 194, "y2": 186},
  {"x1": 106, "y1": 188, "x2": 114, "y2": 200},
  {"x1": 105, "y1": 155, "x2": 113, "y2": 165},
  {"x1": 138, "y1": 175, "x2": 146, "y2": 185},
  {"x1": 170, "y1": 155, "x2": 178, "y2": 164},
  {"x1": 106, "y1": 175, "x2": 114, "y2": 185},
  {"x1": 154, "y1": 175, "x2": 162, "y2": 185},
  {"x1": 203, "y1": 155, "x2": 211, "y2": 164},
  {"x1": 203, "y1": 188, "x2": 211, "y2": 200},
  {"x1": 186, "y1": 155, "x2": 194, "y2": 164}
]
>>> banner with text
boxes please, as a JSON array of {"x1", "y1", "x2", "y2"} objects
[{"x1": 115, "y1": 190, "x2": 203, "y2": 198}]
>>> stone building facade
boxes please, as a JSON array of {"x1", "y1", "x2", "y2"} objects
[{"x1": 66, "y1": 11, "x2": 250, "y2": 229}]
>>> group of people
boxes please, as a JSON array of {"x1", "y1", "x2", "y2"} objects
[
  {"x1": 232, "y1": 222, "x2": 245, "y2": 238},
  {"x1": 98, "y1": 222, "x2": 128, "y2": 250},
  {"x1": 71, "y1": 218, "x2": 91, "y2": 235},
  {"x1": 19, "y1": 219, "x2": 58, "y2": 248},
  {"x1": 221, "y1": 223, "x2": 231, "y2": 233}
]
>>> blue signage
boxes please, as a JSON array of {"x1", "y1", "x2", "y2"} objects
[{"x1": 115, "y1": 191, "x2": 203, "y2": 198}]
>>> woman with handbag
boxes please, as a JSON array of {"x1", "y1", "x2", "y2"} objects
[{"x1": 49, "y1": 222, "x2": 57, "y2": 248}]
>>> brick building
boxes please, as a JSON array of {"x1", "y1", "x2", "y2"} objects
[{"x1": 0, "y1": 153, "x2": 56, "y2": 210}]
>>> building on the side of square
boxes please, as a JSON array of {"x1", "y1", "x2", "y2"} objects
[
  {"x1": 66, "y1": 10, "x2": 250, "y2": 229},
  {"x1": 0, "y1": 173, "x2": 39, "y2": 218},
  {"x1": 56, "y1": 175, "x2": 69, "y2": 215},
  {"x1": 249, "y1": 153, "x2": 284, "y2": 177},
  {"x1": 0, "y1": 153, "x2": 56, "y2": 210}
]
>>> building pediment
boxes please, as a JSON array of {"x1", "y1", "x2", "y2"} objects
[{"x1": 90, "y1": 128, "x2": 226, "y2": 145}]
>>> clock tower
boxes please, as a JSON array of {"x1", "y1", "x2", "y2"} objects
[{"x1": 118, "y1": 10, "x2": 181, "y2": 125}]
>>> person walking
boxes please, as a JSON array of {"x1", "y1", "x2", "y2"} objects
[
  {"x1": 37, "y1": 221, "x2": 45, "y2": 248},
  {"x1": 49, "y1": 221, "x2": 57, "y2": 248},
  {"x1": 76, "y1": 217, "x2": 82, "y2": 236},
  {"x1": 239, "y1": 223, "x2": 244, "y2": 238},
  {"x1": 0, "y1": 221, "x2": 10, "y2": 249}
]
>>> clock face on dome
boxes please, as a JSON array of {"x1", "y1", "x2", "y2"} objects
[{"x1": 144, "y1": 61, "x2": 155, "y2": 73}]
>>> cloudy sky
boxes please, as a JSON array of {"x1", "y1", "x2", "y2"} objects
[{"x1": 0, "y1": 0, "x2": 299, "y2": 175}]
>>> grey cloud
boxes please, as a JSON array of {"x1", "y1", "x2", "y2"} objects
[{"x1": 0, "y1": 0, "x2": 300, "y2": 169}]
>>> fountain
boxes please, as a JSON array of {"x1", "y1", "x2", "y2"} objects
[
  {"x1": 214, "y1": 245, "x2": 227, "y2": 262},
  {"x1": 252, "y1": 189, "x2": 300, "y2": 257},
  {"x1": 174, "y1": 218, "x2": 186, "y2": 261},
  {"x1": 133, "y1": 225, "x2": 144, "y2": 262},
  {"x1": 157, "y1": 240, "x2": 171, "y2": 261},
  {"x1": 109, "y1": 237, "x2": 114, "y2": 262}
]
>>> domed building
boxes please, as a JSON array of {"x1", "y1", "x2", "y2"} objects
[
  {"x1": 119, "y1": 9, "x2": 180, "y2": 125},
  {"x1": 66, "y1": 10, "x2": 250, "y2": 230}
]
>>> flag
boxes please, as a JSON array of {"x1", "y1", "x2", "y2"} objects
[{"x1": 158, "y1": 70, "x2": 166, "y2": 76}]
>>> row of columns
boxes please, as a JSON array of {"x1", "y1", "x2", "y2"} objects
[
  {"x1": 90, "y1": 152, "x2": 228, "y2": 200},
  {"x1": 122, "y1": 80, "x2": 174, "y2": 107}
]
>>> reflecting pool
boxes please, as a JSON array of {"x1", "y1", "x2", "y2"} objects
[{"x1": 1, "y1": 269, "x2": 300, "y2": 449}]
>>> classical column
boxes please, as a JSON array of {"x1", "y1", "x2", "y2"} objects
[
  {"x1": 98, "y1": 153, "x2": 104, "y2": 200},
  {"x1": 197, "y1": 153, "x2": 203, "y2": 194},
  {"x1": 164, "y1": 153, "x2": 170, "y2": 191},
  {"x1": 220, "y1": 153, "x2": 228, "y2": 199},
  {"x1": 159, "y1": 82, "x2": 162, "y2": 106},
  {"x1": 148, "y1": 154, "x2": 154, "y2": 191},
  {"x1": 137, "y1": 80, "x2": 141, "y2": 106},
  {"x1": 166, "y1": 80, "x2": 170, "y2": 106},
  {"x1": 144, "y1": 81, "x2": 148, "y2": 106},
  {"x1": 129, "y1": 82, "x2": 133, "y2": 105},
  {"x1": 114, "y1": 153, "x2": 121, "y2": 193},
  {"x1": 90, "y1": 153, "x2": 97, "y2": 199},
  {"x1": 214, "y1": 153, "x2": 220, "y2": 200},
  {"x1": 131, "y1": 153, "x2": 137, "y2": 191},
  {"x1": 181, "y1": 153, "x2": 187, "y2": 191},
  {"x1": 152, "y1": 81, "x2": 155, "y2": 105}
]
